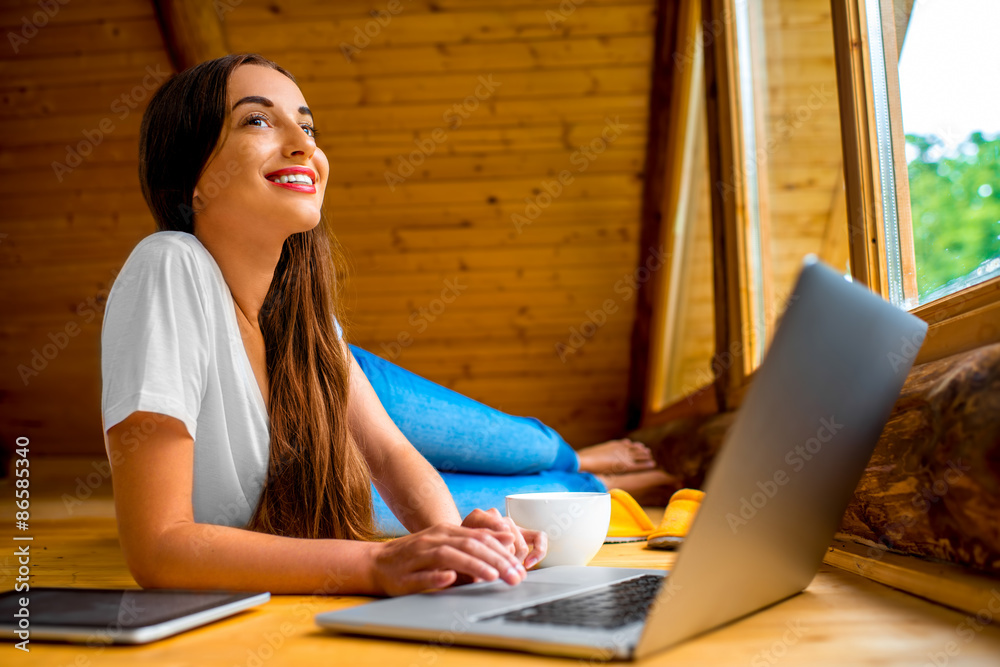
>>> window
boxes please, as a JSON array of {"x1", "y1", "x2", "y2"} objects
[
  {"x1": 693, "y1": 0, "x2": 851, "y2": 408},
  {"x1": 895, "y1": 0, "x2": 1000, "y2": 306},
  {"x1": 832, "y1": 0, "x2": 1000, "y2": 365},
  {"x1": 652, "y1": 0, "x2": 717, "y2": 410},
  {"x1": 731, "y1": 0, "x2": 851, "y2": 364},
  {"x1": 637, "y1": 0, "x2": 998, "y2": 427},
  {"x1": 631, "y1": 0, "x2": 722, "y2": 423},
  {"x1": 659, "y1": 107, "x2": 717, "y2": 407},
  {"x1": 640, "y1": 0, "x2": 857, "y2": 419}
]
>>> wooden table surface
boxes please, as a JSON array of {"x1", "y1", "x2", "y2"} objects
[{"x1": 3, "y1": 457, "x2": 1000, "y2": 665}]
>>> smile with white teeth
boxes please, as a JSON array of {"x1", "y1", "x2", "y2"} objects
[{"x1": 268, "y1": 173, "x2": 314, "y2": 185}]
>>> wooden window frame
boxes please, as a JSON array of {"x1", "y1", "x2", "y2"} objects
[
  {"x1": 698, "y1": 0, "x2": 774, "y2": 411},
  {"x1": 629, "y1": 0, "x2": 1000, "y2": 616},
  {"x1": 823, "y1": 0, "x2": 1000, "y2": 610},
  {"x1": 636, "y1": 0, "x2": 716, "y2": 420},
  {"x1": 627, "y1": 0, "x2": 709, "y2": 429},
  {"x1": 631, "y1": 0, "x2": 1000, "y2": 430},
  {"x1": 830, "y1": 0, "x2": 1000, "y2": 364},
  {"x1": 629, "y1": 0, "x2": 773, "y2": 428}
]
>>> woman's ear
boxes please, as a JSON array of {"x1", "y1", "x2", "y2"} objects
[{"x1": 191, "y1": 189, "x2": 205, "y2": 213}]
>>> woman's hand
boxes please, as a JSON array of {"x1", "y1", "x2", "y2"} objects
[
  {"x1": 461, "y1": 508, "x2": 548, "y2": 571},
  {"x1": 370, "y1": 523, "x2": 527, "y2": 597}
]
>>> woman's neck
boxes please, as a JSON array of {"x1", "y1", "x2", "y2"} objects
[{"x1": 195, "y1": 228, "x2": 283, "y2": 330}]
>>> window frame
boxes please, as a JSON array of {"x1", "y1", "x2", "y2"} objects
[
  {"x1": 627, "y1": 0, "x2": 715, "y2": 428},
  {"x1": 698, "y1": 0, "x2": 775, "y2": 412},
  {"x1": 635, "y1": 0, "x2": 1000, "y2": 429},
  {"x1": 632, "y1": 0, "x2": 1000, "y2": 616},
  {"x1": 643, "y1": 0, "x2": 715, "y2": 416},
  {"x1": 632, "y1": 0, "x2": 776, "y2": 427},
  {"x1": 830, "y1": 0, "x2": 1000, "y2": 364}
]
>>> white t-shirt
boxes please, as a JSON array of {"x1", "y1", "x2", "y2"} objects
[{"x1": 101, "y1": 230, "x2": 342, "y2": 528}]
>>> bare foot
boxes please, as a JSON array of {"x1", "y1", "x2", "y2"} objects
[
  {"x1": 577, "y1": 438, "x2": 656, "y2": 475},
  {"x1": 595, "y1": 469, "x2": 679, "y2": 507}
]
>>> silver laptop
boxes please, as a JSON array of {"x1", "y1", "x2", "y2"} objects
[{"x1": 315, "y1": 257, "x2": 927, "y2": 661}]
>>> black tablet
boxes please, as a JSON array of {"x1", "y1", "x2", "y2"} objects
[{"x1": 0, "y1": 587, "x2": 270, "y2": 645}]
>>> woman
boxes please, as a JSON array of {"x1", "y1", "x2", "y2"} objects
[{"x1": 101, "y1": 53, "x2": 671, "y2": 597}]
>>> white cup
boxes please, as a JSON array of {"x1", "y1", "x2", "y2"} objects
[{"x1": 505, "y1": 491, "x2": 611, "y2": 568}]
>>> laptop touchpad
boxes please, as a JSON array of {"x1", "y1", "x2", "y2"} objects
[
  {"x1": 428, "y1": 581, "x2": 576, "y2": 598},
  {"x1": 421, "y1": 581, "x2": 580, "y2": 613}
]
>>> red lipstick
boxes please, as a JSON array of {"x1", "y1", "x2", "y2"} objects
[{"x1": 264, "y1": 166, "x2": 317, "y2": 194}]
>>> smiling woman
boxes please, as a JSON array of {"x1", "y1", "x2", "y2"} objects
[
  {"x1": 133, "y1": 55, "x2": 353, "y2": 544},
  {"x1": 100, "y1": 53, "x2": 670, "y2": 597}
]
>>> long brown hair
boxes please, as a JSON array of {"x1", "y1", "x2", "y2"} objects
[{"x1": 138, "y1": 53, "x2": 374, "y2": 541}]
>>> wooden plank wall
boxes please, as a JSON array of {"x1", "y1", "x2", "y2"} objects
[
  {"x1": 223, "y1": 0, "x2": 657, "y2": 446},
  {"x1": 0, "y1": 0, "x2": 657, "y2": 454},
  {"x1": 0, "y1": 0, "x2": 175, "y2": 456}
]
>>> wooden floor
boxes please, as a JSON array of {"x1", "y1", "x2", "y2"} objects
[{"x1": 3, "y1": 456, "x2": 1000, "y2": 665}]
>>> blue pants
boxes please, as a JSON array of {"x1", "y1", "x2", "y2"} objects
[{"x1": 349, "y1": 344, "x2": 607, "y2": 536}]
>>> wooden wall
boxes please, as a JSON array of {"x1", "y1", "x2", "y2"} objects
[
  {"x1": 0, "y1": 0, "x2": 175, "y2": 456},
  {"x1": 0, "y1": 0, "x2": 657, "y2": 454}
]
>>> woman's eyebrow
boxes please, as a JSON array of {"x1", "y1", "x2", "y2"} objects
[{"x1": 232, "y1": 95, "x2": 312, "y2": 118}]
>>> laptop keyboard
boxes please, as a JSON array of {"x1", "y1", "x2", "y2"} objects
[{"x1": 480, "y1": 574, "x2": 663, "y2": 630}]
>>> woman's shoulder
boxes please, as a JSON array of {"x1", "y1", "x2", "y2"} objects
[
  {"x1": 116, "y1": 231, "x2": 217, "y2": 282},
  {"x1": 109, "y1": 231, "x2": 219, "y2": 306},
  {"x1": 127, "y1": 230, "x2": 211, "y2": 263}
]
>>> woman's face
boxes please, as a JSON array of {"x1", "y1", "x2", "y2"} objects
[{"x1": 192, "y1": 64, "x2": 329, "y2": 245}]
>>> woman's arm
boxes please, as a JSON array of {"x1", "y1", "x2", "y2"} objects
[
  {"x1": 107, "y1": 411, "x2": 525, "y2": 595},
  {"x1": 343, "y1": 348, "x2": 463, "y2": 532},
  {"x1": 341, "y1": 345, "x2": 549, "y2": 569}
]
